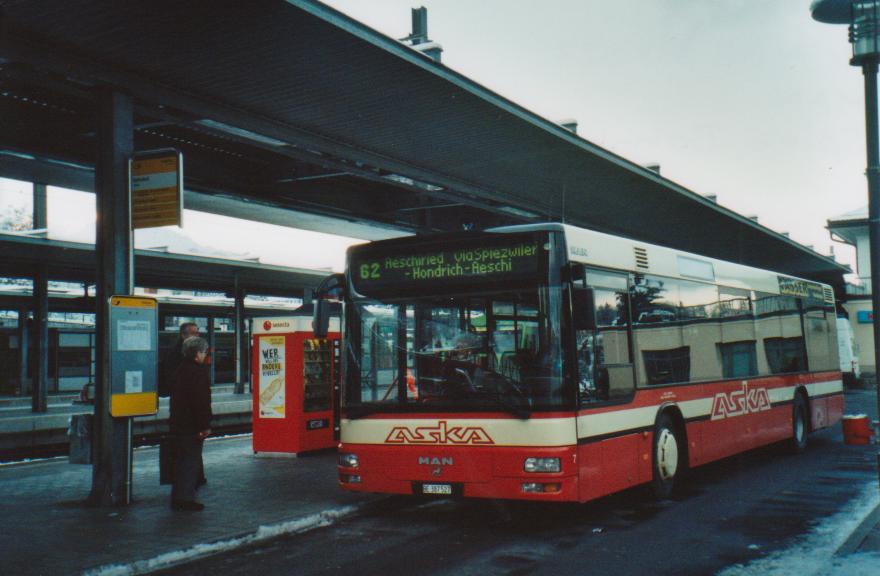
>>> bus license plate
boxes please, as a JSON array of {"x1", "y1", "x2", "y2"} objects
[{"x1": 422, "y1": 483, "x2": 453, "y2": 495}]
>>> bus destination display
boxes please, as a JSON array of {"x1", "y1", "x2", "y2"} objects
[{"x1": 351, "y1": 236, "x2": 542, "y2": 294}]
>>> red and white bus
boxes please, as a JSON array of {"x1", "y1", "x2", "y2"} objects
[{"x1": 319, "y1": 223, "x2": 843, "y2": 502}]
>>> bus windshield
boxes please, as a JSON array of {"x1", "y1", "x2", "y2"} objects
[{"x1": 345, "y1": 287, "x2": 565, "y2": 415}]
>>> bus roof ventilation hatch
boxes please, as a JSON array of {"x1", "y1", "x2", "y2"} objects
[
  {"x1": 634, "y1": 247, "x2": 649, "y2": 270},
  {"x1": 823, "y1": 286, "x2": 835, "y2": 305}
]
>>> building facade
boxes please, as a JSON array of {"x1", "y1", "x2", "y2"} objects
[{"x1": 828, "y1": 206, "x2": 873, "y2": 374}]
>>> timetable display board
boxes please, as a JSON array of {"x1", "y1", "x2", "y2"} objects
[
  {"x1": 109, "y1": 296, "x2": 159, "y2": 417},
  {"x1": 350, "y1": 233, "x2": 546, "y2": 297},
  {"x1": 130, "y1": 150, "x2": 183, "y2": 230}
]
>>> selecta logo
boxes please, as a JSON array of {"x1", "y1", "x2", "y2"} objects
[
  {"x1": 385, "y1": 420, "x2": 495, "y2": 445},
  {"x1": 711, "y1": 382, "x2": 771, "y2": 420},
  {"x1": 262, "y1": 320, "x2": 291, "y2": 331}
]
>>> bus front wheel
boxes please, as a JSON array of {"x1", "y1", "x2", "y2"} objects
[{"x1": 652, "y1": 413, "x2": 683, "y2": 499}]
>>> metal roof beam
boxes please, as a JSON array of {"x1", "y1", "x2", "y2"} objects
[{"x1": 2, "y1": 28, "x2": 545, "y2": 224}]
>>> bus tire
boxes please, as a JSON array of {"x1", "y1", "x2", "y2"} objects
[
  {"x1": 652, "y1": 413, "x2": 683, "y2": 499},
  {"x1": 791, "y1": 393, "x2": 809, "y2": 454}
]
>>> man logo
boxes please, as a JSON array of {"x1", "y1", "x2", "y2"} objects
[
  {"x1": 385, "y1": 421, "x2": 494, "y2": 445},
  {"x1": 418, "y1": 456, "x2": 454, "y2": 466},
  {"x1": 711, "y1": 382, "x2": 771, "y2": 420},
  {"x1": 419, "y1": 456, "x2": 453, "y2": 476}
]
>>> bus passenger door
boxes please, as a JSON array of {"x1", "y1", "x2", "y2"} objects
[{"x1": 575, "y1": 271, "x2": 639, "y2": 500}]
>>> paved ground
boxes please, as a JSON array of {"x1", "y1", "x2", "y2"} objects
[
  {"x1": 0, "y1": 390, "x2": 878, "y2": 576},
  {"x1": 158, "y1": 391, "x2": 880, "y2": 576},
  {"x1": 0, "y1": 437, "x2": 380, "y2": 575}
]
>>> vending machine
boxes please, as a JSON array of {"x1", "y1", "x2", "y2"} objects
[{"x1": 251, "y1": 315, "x2": 340, "y2": 454}]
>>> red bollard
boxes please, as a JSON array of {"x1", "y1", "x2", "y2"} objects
[{"x1": 842, "y1": 414, "x2": 874, "y2": 445}]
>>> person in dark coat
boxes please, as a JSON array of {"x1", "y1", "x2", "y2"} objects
[
  {"x1": 159, "y1": 322, "x2": 199, "y2": 398},
  {"x1": 161, "y1": 322, "x2": 207, "y2": 487},
  {"x1": 169, "y1": 336, "x2": 212, "y2": 511}
]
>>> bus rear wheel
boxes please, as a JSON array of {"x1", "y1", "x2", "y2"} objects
[
  {"x1": 791, "y1": 393, "x2": 809, "y2": 454},
  {"x1": 652, "y1": 413, "x2": 683, "y2": 499}
]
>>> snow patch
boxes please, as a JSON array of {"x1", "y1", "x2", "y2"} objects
[
  {"x1": 134, "y1": 432, "x2": 252, "y2": 452},
  {"x1": 718, "y1": 482, "x2": 880, "y2": 576},
  {"x1": 824, "y1": 552, "x2": 880, "y2": 575},
  {"x1": 82, "y1": 505, "x2": 357, "y2": 576},
  {"x1": 0, "y1": 455, "x2": 66, "y2": 467}
]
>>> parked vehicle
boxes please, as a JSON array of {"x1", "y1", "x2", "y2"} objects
[
  {"x1": 836, "y1": 316, "x2": 861, "y2": 387},
  {"x1": 317, "y1": 223, "x2": 843, "y2": 502}
]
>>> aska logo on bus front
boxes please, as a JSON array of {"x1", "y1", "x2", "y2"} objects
[
  {"x1": 711, "y1": 382, "x2": 771, "y2": 420},
  {"x1": 385, "y1": 420, "x2": 495, "y2": 445}
]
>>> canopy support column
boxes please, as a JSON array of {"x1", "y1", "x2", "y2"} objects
[
  {"x1": 89, "y1": 89, "x2": 134, "y2": 507},
  {"x1": 33, "y1": 182, "x2": 47, "y2": 230},
  {"x1": 17, "y1": 306, "x2": 29, "y2": 397},
  {"x1": 32, "y1": 264, "x2": 48, "y2": 413},
  {"x1": 234, "y1": 276, "x2": 247, "y2": 394}
]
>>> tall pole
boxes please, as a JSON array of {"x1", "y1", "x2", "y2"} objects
[
  {"x1": 866, "y1": 60, "x2": 880, "y2": 412},
  {"x1": 811, "y1": 0, "x2": 880, "y2": 492},
  {"x1": 864, "y1": 59, "x2": 880, "y2": 490}
]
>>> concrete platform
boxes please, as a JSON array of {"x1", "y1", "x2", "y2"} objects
[{"x1": 0, "y1": 386, "x2": 252, "y2": 458}]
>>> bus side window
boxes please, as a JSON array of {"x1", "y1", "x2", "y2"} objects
[{"x1": 578, "y1": 270, "x2": 635, "y2": 406}]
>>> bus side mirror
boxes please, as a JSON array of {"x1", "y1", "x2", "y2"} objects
[
  {"x1": 312, "y1": 273, "x2": 345, "y2": 338},
  {"x1": 572, "y1": 287, "x2": 596, "y2": 331},
  {"x1": 313, "y1": 299, "x2": 331, "y2": 338}
]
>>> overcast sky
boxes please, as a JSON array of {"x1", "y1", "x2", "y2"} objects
[
  {"x1": 322, "y1": 0, "x2": 866, "y2": 270},
  {"x1": 0, "y1": 1, "x2": 868, "y2": 275}
]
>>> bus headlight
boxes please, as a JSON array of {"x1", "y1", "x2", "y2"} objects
[
  {"x1": 524, "y1": 457, "x2": 561, "y2": 473},
  {"x1": 338, "y1": 453, "x2": 359, "y2": 468}
]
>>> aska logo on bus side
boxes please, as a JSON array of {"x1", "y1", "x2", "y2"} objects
[
  {"x1": 385, "y1": 420, "x2": 495, "y2": 445},
  {"x1": 711, "y1": 382, "x2": 771, "y2": 420}
]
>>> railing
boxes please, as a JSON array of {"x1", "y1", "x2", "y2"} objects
[{"x1": 845, "y1": 277, "x2": 873, "y2": 296}]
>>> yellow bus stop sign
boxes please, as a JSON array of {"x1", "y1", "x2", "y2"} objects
[
  {"x1": 130, "y1": 150, "x2": 183, "y2": 230},
  {"x1": 109, "y1": 295, "x2": 159, "y2": 417}
]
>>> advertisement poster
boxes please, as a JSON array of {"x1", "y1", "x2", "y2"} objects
[{"x1": 259, "y1": 336, "x2": 286, "y2": 418}]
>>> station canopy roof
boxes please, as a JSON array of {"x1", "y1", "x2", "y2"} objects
[
  {"x1": 0, "y1": 0, "x2": 848, "y2": 288},
  {"x1": 0, "y1": 232, "x2": 328, "y2": 298}
]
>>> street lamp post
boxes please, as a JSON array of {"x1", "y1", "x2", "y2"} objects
[{"x1": 812, "y1": 0, "x2": 880, "y2": 489}]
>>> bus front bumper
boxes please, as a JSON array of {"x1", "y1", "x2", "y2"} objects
[{"x1": 337, "y1": 443, "x2": 579, "y2": 501}]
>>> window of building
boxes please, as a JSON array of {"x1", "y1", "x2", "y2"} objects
[
  {"x1": 764, "y1": 337, "x2": 807, "y2": 374},
  {"x1": 719, "y1": 341, "x2": 758, "y2": 378},
  {"x1": 642, "y1": 347, "x2": 691, "y2": 385},
  {"x1": 719, "y1": 287, "x2": 752, "y2": 319}
]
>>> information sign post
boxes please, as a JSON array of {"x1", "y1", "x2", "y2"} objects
[
  {"x1": 109, "y1": 296, "x2": 159, "y2": 417},
  {"x1": 108, "y1": 295, "x2": 158, "y2": 504}
]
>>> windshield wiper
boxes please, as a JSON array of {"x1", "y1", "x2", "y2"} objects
[
  {"x1": 484, "y1": 391, "x2": 531, "y2": 420},
  {"x1": 467, "y1": 370, "x2": 531, "y2": 420}
]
